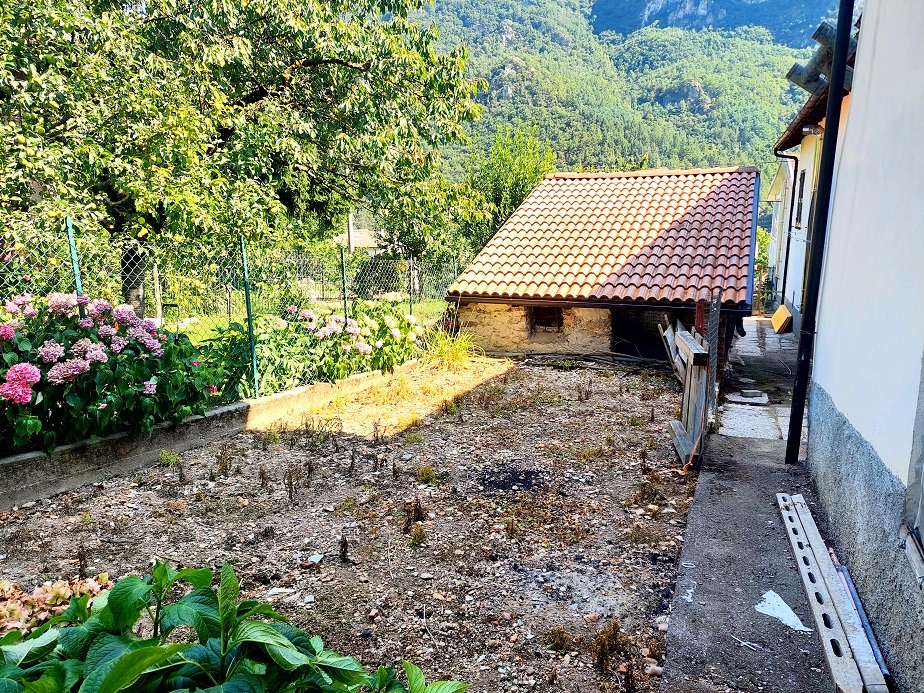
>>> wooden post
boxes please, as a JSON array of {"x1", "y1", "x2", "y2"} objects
[{"x1": 695, "y1": 299, "x2": 706, "y2": 334}]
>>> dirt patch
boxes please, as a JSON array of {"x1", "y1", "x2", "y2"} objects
[{"x1": 0, "y1": 358, "x2": 693, "y2": 691}]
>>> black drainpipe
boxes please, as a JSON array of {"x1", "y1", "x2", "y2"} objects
[
  {"x1": 772, "y1": 150, "x2": 799, "y2": 308},
  {"x1": 785, "y1": 0, "x2": 855, "y2": 465}
]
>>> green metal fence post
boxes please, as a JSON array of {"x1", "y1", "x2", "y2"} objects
[
  {"x1": 340, "y1": 247, "x2": 349, "y2": 320},
  {"x1": 408, "y1": 257, "x2": 414, "y2": 316},
  {"x1": 240, "y1": 235, "x2": 259, "y2": 398},
  {"x1": 65, "y1": 217, "x2": 86, "y2": 319}
]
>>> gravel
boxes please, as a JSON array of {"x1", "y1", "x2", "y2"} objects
[{"x1": 0, "y1": 357, "x2": 694, "y2": 692}]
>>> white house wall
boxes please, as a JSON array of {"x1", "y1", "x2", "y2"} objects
[
  {"x1": 812, "y1": 7, "x2": 924, "y2": 487},
  {"x1": 805, "y1": 1, "x2": 924, "y2": 689}
]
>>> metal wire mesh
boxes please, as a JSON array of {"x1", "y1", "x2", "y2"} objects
[
  {"x1": 2, "y1": 221, "x2": 464, "y2": 401},
  {"x1": 705, "y1": 289, "x2": 722, "y2": 425}
]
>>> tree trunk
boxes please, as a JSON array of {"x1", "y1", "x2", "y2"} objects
[{"x1": 121, "y1": 243, "x2": 147, "y2": 318}]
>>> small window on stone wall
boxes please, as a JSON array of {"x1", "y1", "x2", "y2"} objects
[{"x1": 529, "y1": 306, "x2": 564, "y2": 334}]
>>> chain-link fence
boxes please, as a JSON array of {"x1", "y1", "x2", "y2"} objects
[
  {"x1": 1, "y1": 221, "x2": 463, "y2": 399},
  {"x1": 705, "y1": 289, "x2": 722, "y2": 426}
]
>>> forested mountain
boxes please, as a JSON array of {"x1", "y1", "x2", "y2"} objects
[
  {"x1": 420, "y1": 0, "x2": 811, "y2": 183},
  {"x1": 592, "y1": 0, "x2": 839, "y2": 47}
]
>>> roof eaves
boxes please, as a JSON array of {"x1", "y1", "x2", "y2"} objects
[{"x1": 775, "y1": 85, "x2": 829, "y2": 152}]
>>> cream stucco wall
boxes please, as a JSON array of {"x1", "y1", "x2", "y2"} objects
[
  {"x1": 813, "y1": 0, "x2": 924, "y2": 485},
  {"x1": 458, "y1": 303, "x2": 612, "y2": 354}
]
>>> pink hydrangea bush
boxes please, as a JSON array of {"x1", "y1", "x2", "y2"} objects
[
  {"x1": 1, "y1": 293, "x2": 224, "y2": 452},
  {"x1": 209, "y1": 300, "x2": 418, "y2": 398}
]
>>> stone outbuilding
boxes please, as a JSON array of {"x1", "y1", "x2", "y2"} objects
[{"x1": 447, "y1": 166, "x2": 759, "y2": 359}]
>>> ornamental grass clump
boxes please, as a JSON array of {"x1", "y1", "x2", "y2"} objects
[
  {"x1": 422, "y1": 328, "x2": 483, "y2": 371},
  {"x1": 0, "y1": 292, "x2": 224, "y2": 452}
]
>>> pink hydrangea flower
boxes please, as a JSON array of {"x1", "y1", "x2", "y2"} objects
[
  {"x1": 6, "y1": 363, "x2": 41, "y2": 386},
  {"x1": 76, "y1": 295, "x2": 89, "y2": 306},
  {"x1": 298, "y1": 309, "x2": 316, "y2": 322},
  {"x1": 208, "y1": 385, "x2": 218, "y2": 396},
  {"x1": 151, "y1": 348, "x2": 164, "y2": 358},
  {"x1": 112, "y1": 304, "x2": 141, "y2": 327},
  {"x1": 46, "y1": 292, "x2": 78, "y2": 315},
  {"x1": 3, "y1": 301, "x2": 20, "y2": 314},
  {"x1": 142, "y1": 380, "x2": 157, "y2": 395},
  {"x1": 285, "y1": 305, "x2": 298, "y2": 314},
  {"x1": 86, "y1": 346, "x2": 108, "y2": 364},
  {"x1": 37, "y1": 339, "x2": 65, "y2": 363},
  {"x1": 22, "y1": 306, "x2": 38, "y2": 318},
  {"x1": 0, "y1": 323, "x2": 15, "y2": 341},
  {"x1": 390, "y1": 328, "x2": 401, "y2": 340},
  {"x1": 110, "y1": 337, "x2": 128, "y2": 354},
  {"x1": 97, "y1": 325, "x2": 116, "y2": 338},
  {"x1": 345, "y1": 319, "x2": 360, "y2": 336},
  {"x1": 12, "y1": 294, "x2": 31, "y2": 306},
  {"x1": 356, "y1": 342, "x2": 373, "y2": 355},
  {"x1": 87, "y1": 299, "x2": 112, "y2": 319},
  {"x1": 0, "y1": 381, "x2": 31, "y2": 404},
  {"x1": 46, "y1": 358, "x2": 90, "y2": 384},
  {"x1": 341, "y1": 343, "x2": 352, "y2": 352},
  {"x1": 142, "y1": 319, "x2": 158, "y2": 333},
  {"x1": 331, "y1": 314, "x2": 345, "y2": 325},
  {"x1": 78, "y1": 317, "x2": 94, "y2": 329},
  {"x1": 71, "y1": 338, "x2": 95, "y2": 358},
  {"x1": 375, "y1": 340, "x2": 383, "y2": 349},
  {"x1": 127, "y1": 326, "x2": 147, "y2": 341}
]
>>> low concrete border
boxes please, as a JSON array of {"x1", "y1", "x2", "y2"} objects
[{"x1": 0, "y1": 360, "x2": 419, "y2": 510}]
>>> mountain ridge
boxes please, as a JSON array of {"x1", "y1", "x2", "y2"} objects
[{"x1": 591, "y1": 0, "x2": 840, "y2": 46}]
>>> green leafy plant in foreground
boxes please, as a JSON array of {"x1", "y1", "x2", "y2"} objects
[{"x1": 0, "y1": 561, "x2": 467, "y2": 693}]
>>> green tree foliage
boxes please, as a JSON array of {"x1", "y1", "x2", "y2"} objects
[
  {"x1": 420, "y1": 0, "x2": 809, "y2": 188},
  {"x1": 605, "y1": 25, "x2": 811, "y2": 183},
  {"x1": 0, "y1": 0, "x2": 480, "y2": 266},
  {"x1": 755, "y1": 227, "x2": 772, "y2": 269},
  {"x1": 459, "y1": 122, "x2": 555, "y2": 253}
]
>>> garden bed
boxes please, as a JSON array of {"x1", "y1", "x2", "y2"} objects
[
  {"x1": 0, "y1": 357, "x2": 693, "y2": 692},
  {"x1": 0, "y1": 361, "x2": 419, "y2": 510}
]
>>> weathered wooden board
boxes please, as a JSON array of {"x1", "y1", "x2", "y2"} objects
[{"x1": 675, "y1": 326, "x2": 708, "y2": 366}]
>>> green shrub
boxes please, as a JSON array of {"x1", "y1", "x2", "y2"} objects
[
  {"x1": 207, "y1": 298, "x2": 421, "y2": 399},
  {"x1": 0, "y1": 560, "x2": 467, "y2": 693},
  {"x1": 0, "y1": 293, "x2": 224, "y2": 452}
]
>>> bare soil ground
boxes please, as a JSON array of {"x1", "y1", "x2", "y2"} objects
[{"x1": 0, "y1": 358, "x2": 695, "y2": 692}]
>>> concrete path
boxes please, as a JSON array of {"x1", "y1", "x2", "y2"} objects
[{"x1": 660, "y1": 318, "x2": 829, "y2": 693}]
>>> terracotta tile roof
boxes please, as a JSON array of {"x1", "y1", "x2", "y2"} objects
[{"x1": 448, "y1": 166, "x2": 759, "y2": 307}]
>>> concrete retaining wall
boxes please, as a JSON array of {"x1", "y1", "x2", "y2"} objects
[
  {"x1": 807, "y1": 382, "x2": 924, "y2": 692},
  {"x1": 458, "y1": 302, "x2": 611, "y2": 354},
  {"x1": 0, "y1": 360, "x2": 418, "y2": 511}
]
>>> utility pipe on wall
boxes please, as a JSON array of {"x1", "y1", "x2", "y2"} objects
[{"x1": 784, "y1": 0, "x2": 855, "y2": 465}]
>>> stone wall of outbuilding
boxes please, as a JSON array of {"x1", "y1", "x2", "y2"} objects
[{"x1": 457, "y1": 302, "x2": 611, "y2": 354}]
